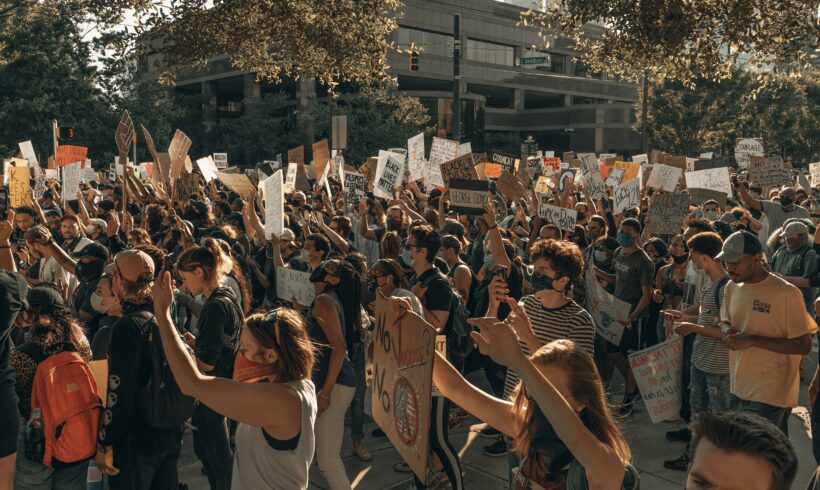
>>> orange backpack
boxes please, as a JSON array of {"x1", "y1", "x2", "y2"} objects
[{"x1": 27, "y1": 343, "x2": 101, "y2": 467}]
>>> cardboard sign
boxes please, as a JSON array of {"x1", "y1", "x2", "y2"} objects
[
  {"x1": 557, "y1": 169, "x2": 575, "y2": 192},
  {"x1": 55, "y1": 145, "x2": 88, "y2": 167},
  {"x1": 440, "y1": 154, "x2": 477, "y2": 187},
  {"x1": 62, "y1": 161, "x2": 81, "y2": 204},
  {"x1": 168, "y1": 130, "x2": 192, "y2": 180},
  {"x1": 312, "y1": 139, "x2": 330, "y2": 179},
  {"x1": 646, "y1": 194, "x2": 690, "y2": 235},
  {"x1": 613, "y1": 178, "x2": 641, "y2": 215},
  {"x1": 375, "y1": 150, "x2": 405, "y2": 190},
  {"x1": 542, "y1": 157, "x2": 561, "y2": 173},
  {"x1": 196, "y1": 156, "x2": 219, "y2": 183},
  {"x1": 217, "y1": 172, "x2": 255, "y2": 199},
  {"x1": 684, "y1": 167, "x2": 731, "y2": 195},
  {"x1": 407, "y1": 133, "x2": 426, "y2": 182},
  {"x1": 810, "y1": 163, "x2": 820, "y2": 187},
  {"x1": 375, "y1": 154, "x2": 405, "y2": 199},
  {"x1": 632, "y1": 154, "x2": 648, "y2": 164},
  {"x1": 534, "y1": 176, "x2": 550, "y2": 195},
  {"x1": 694, "y1": 157, "x2": 733, "y2": 171},
  {"x1": 275, "y1": 267, "x2": 316, "y2": 306},
  {"x1": 497, "y1": 171, "x2": 526, "y2": 201},
  {"x1": 630, "y1": 338, "x2": 684, "y2": 423},
  {"x1": 115, "y1": 111, "x2": 134, "y2": 154},
  {"x1": 584, "y1": 266, "x2": 629, "y2": 345},
  {"x1": 798, "y1": 172, "x2": 811, "y2": 194},
  {"x1": 605, "y1": 168, "x2": 625, "y2": 188},
  {"x1": 372, "y1": 290, "x2": 435, "y2": 481},
  {"x1": 359, "y1": 158, "x2": 378, "y2": 192},
  {"x1": 688, "y1": 188, "x2": 727, "y2": 206},
  {"x1": 213, "y1": 153, "x2": 228, "y2": 169},
  {"x1": 448, "y1": 179, "x2": 489, "y2": 215},
  {"x1": 18, "y1": 141, "x2": 37, "y2": 166},
  {"x1": 283, "y1": 163, "x2": 298, "y2": 194},
  {"x1": 613, "y1": 161, "x2": 641, "y2": 183},
  {"x1": 578, "y1": 153, "x2": 605, "y2": 200},
  {"x1": 263, "y1": 170, "x2": 284, "y2": 240},
  {"x1": 646, "y1": 164, "x2": 682, "y2": 192},
  {"x1": 699, "y1": 152, "x2": 714, "y2": 160},
  {"x1": 734, "y1": 138, "x2": 764, "y2": 168},
  {"x1": 344, "y1": 171, "x2": 368, "y2": 206},
  {"x1": 9, "y1": 166, "x2": 30, "y2": 207},
  {"x1": 428, "y1": 137, "x2": 458, "y2": 166},
  {"x1": 174, "y1": 172, "x2": 200, "y2": 201},
  {"x1": 295, "y1": 163, "x2": 311, "y2": 192},
  {"x1": 537, "y1": 204, "x2": 577, "y2": 231},
  {"x1": 288, "y1": 146, "x2": 305, "y2": 166},
  {"x1": 749, "y1": 157, "x2": 789, "y2": 188}
]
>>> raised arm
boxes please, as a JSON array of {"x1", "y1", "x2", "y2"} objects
[
  {"x1": 357, "y1": 200, "x2": 377, "y2": 241},
  {"x1": 737, "y1": 183, "x2": 762, "y2": 211},
  {"x1": 0, "y1": 210, "x2": 16, "y2": 272}
]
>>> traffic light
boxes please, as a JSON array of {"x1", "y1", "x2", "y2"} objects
[
  {"x1": 409, "y1": 50, "x2": 419, "y2": 72},
  {"x1": 58, "y1": 126, "x2": 75, "y2": 139}
]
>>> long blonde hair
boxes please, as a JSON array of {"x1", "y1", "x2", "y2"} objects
[{"x1": 510, "y1": 340, "x2": 631, "y2": 480}]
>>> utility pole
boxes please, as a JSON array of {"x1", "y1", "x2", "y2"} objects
[
  {"x1": 452, "y1": 14, "x2": 461, "y2": 143},
  {"x1": 641, "y1": 72, "x2": 648, "y2": 154},
  {"x1": 52, "y1": 119, "x2": 58, "y2": 163}
]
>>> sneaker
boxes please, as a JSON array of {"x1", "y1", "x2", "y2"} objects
[
  {"x1": 393, "y1": 462, "x2": 413, "y2": 473},
  {"x1": 426, "y1": 470, "x2": 449, "y2": 490},
  {"x1": 616, "y1": 390, "x2": 640, "y2": 416},
  {"x1": 479, "y1": 425, "x2": 501, "y2": 438},
  {"x1": 482, "y1": 438, "x2": 507, "y2": 457},
  {"x1": 352, "y1": 444, "x2": 373, "y2": 462},
  {"x1": 663, "y1": 453, "x2": 690, "y2": 471},
  {"x1": 371, "y1": 427, "x2": 385, "y2": 438},
  {"x1": 665, "y1": 427, "x2": 691, "y2": 443}
]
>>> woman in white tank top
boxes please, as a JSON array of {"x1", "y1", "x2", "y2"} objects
[{"x1": 152, "y1": 272, "x2": 318, "y2": 489}]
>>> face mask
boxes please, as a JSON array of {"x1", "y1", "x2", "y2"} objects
[
  {"x1": 436, "y1": 251, "x2": 446, "y2": 261},
  {"x1": 577, "y1": 212, "x2": 586, "y2": 221},
  {"x1": 594, "y1": 250, "x2": 610, "y2": 263},
  {"x1": 300, "y1": 249, "x2": 311, "y2": 262},
  {"x1": 90, "y1": 293, "x2": 109, "y2": 314},
  {"x1": 387, "y1": 219, "x2": 403, "y2": 231},
  {"x1": 780, "y1": 197, "x2": 793, "y2": 207},
  {"x1": 672, "y1": 253, "x2": 688, "y2": 264},
  {"x1": 367, "y1": 277, "x2": 379, "y2": 293},
  {"x1": 483, "y1": 254, "x2": 493, "y2": 269},
  {"x1": 530, "y1": 271, "x2": 558, "y2": 293},
  {"x1": 233, "y1": 352, "x2": 276, "y2": 383},
  {"x1": 616, "y1": 231, "x2": 635, "y2": 248},
  {"x1": 76, "y1": 260, "x2": 104, "y2": 282},
  {"x1": 704, "y1": 210, "x2": 719, "y2": 221},
  {"x1": 401, "y1": 248, "x2": 413, "y2": 266},
  {"x1": 588, "y1": 230, "x2": 600, "y2": 241}
]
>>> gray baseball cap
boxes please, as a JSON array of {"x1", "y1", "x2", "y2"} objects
[{"x1": 715, "y1": 231, "x2": 763, "y2": 263}]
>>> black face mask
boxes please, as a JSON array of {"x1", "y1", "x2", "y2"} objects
[
  {"x1": 576, "y1": 212, "x2": 586, "y2": 221},
  {"x1": 780, "y1": 197, "x2": 793, "y2": 207},
  {"x1": 387, "y1": 219, "x2": 403, "y2": 231},
  {"x1": 76, "y1": 260, "x2": 104, "y2": 282},
  {"x1": 672, "y1": 253, "x2": 688, "y2": 264},
  {"x1": 367, "y1": 277, "x2": 379, "y2": 293}
]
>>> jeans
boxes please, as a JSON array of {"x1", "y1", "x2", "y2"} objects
[
  {"x1": 738, "y1": 399, "x2": 791, "y2": 436},
  {"x1": 689, "y1": 366, "x2": 737, "y2": 414},
  {"x1": 680, "y1": 333, "x2": 696, "y2": 423},
  {"x1": 192, "y1": 403, "x2": 233, "y2": 490},
  {"x1": 13, "y1": 419, "x2": 86, "y2": 490},
  {"x1": 315, "y1": 384, "x2": 356, "y2": 490},
  {"x1": 349, "y1": 343, "x2": 367, "y2": 441}
]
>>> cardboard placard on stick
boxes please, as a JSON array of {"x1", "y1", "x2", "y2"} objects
[
  {"x1": 168, "y1": 130, "x2": 192, "y2": 181},
  {"x1": 646, "y1": 194, "x2": 690, "y2": 235},
  {"x1": 288, "y1": 146, "x2": 305, "y2": 166},
  {"x1": 217, "y1": 172, "x2": 255, "y2": 199},
  {"x1": 448, "y1": 179, "x2": 489, "y2": 215},
  {"x1": 115, "y1": 111, "x2": 134, "y2": 155},
  {"x1": 312, "y1": 139, "x2": 330, "y2": 179},
  {"x1": 497, "y1": 171, "x2": 526, "y2": 201},
  {"x1": 439, "y1": 154, "x2": 477, "y2": 187},
  {"x1": 372, "y1": 290, "x2": 435, "y2": 481}
]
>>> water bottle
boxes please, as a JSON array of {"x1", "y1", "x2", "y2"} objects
[
  {"x1": 87, "y1": 458, "x2": 104, "y2": 490},
  {"x1": 24, "y1": 408, "x2": 44, "y2": 462}
]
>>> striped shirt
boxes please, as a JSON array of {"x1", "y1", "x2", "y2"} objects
[
  {"x1": 691, "y1": 275, "x2": 730, "y2": 374},
  {"x1": 503, "y1": 295, "x2": 595, "y2": 398}
]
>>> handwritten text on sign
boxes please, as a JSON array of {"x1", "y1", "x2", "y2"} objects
[
  {"x1": 646, "y1": 194, "x2": 690, "y2": 235},
  {"x1": 375, "y1": 155, "x2": 405, "y2": 199},
  {"x1": 684, "y1": 167, "x2": 731, "y2": 194},
  {"x1": 629, "y1": 338, "x2": 684, "y2": 423},
  {"x1": 344, "y1": 172, "x2": 368, "y2": 206},
  {"x1": 449, "y1": 179, "x2": 489, "y2": 215},
  {"x1": 584, "y1": 266, "x2": 629, "y2": 346},
  {"x1": 579, "y1": 153, "x2": 605, "y2": 200},
  {"x1": 646, "y1": 164, "x2": 682, "y2": 192},
  {"x1": 749, "y1": 157, "x2": 790, "y2": 188},
  {"x1": 275, "y1": 267, "x2": 316, "y2": 306},
  {"x1": 613, "y1": 178, "x2": 641, "y2": 215},
  {"x1": 429, "y1": 137, "x2": 458, "y2": 166},
  {"x1": 537, "y1": 204, "x2": 577, "y2": 231},
  {"x1": 372, "y1": 291, "x2": 435, "y2": 481}
]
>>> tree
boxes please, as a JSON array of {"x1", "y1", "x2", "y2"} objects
[
  {"x1": 309, "y1": 90, "x2": 432, "y2": 165},
  {"x1": 86, "y1": 0, "x2": 404, "y2": 90},
  {"x1": 522, "y1": 1, "x2": 819, "y2": 87}
]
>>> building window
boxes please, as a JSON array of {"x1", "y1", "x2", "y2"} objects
[
  {"x1": 396, "y1": 26, "x2": 452, "y2": 58},
  {"x1": 574, "y1": 60, "x2": 604, "y2": 79},
  {"x1": 466, "y1": 38, "x2": 515, "y2": 66}
]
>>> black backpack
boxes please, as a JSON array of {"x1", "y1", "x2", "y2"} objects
[
  {"x1": 134, "y1": 311, "x2": 197, "y2": 429},
  {"x1": 420, "y1": 271, "x2": 473, "y2": 363}
]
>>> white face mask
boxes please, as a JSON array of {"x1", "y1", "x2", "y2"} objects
[{"x1": 90, "y1": 292, "x2": 110, "y2": 314}]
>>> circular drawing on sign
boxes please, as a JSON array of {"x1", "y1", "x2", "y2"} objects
[{"x1": 393, "y1": 376, "x2": 419, "y2": 446}]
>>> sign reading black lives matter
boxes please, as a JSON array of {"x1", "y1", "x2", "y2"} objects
[
  {"x1": 448, "y1": 179, "x2": 489, "y2": 215},
  {"x1": 646, "y1": 194, "x2": 691, "y2": 235}
]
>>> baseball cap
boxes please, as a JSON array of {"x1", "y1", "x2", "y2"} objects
[
  {"x1": 86, "y1": 218, "x2": 107, "y2": 234},
  {"x1": 715, "y1": 231, "x2": 763, "y2": 263},
  {"x1": 780, "y1": 221, "x2": 808, "y2": 238},
  {"x1": 27, "y1": 285, "x2": 65, "y2": 310},
  {"x1": 74, "y1": 243, "x2": 110, "y2": 261},
  {"x1": 280, "y1": 228, "x2": 296, "y2": 242},
  {"x1": 780, "y1": 187, "x2": 796, "y2": 197}
]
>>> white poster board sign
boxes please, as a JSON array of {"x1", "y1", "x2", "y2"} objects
[
  {"x1": 584, "y1": 266, "x2": 629, "y2": 346},
  {"x1": 284, "y1": 163, "x2": 298, "y2": 194},
  {"x1": 275, "y1": 267, "x2": 316, "y2": 306},
  {"x1": 734, "y1": 138, "x2": 764, "y2": 169},
  {"x1": 537, "y1": 204, "x2": 577, "y2": 231},
  {"x1": 579, "y1": 153, "x2": 605, "y2": 200},
  {"x1": 196, "y1": 156, "x2": 219, "y2": 183},
  {"x1": 629, "y1": 338, "x2": 684, "y2": 423},
  {"x1": 213, "y1": 153, "x2": 228, "y2": 169},
  {"x1": 18, "y1": 141, "x2": 37, "y2": 166},
  {"x1": 375, "y1": 154, "x2": 405, "y2": 199},
  {"x1": 407, "y1": 133, "x2": 426, "y2": 182},
  {"x1": 263, "y1": 170, "x2": 284, "y2": 239},
  {"x1": 613, "y1": 178, "x2": 641, "y2": 215},
  {"x1": 646, "y1": 164, "x2": 682, "y2": 192},
  {"x1": 62, "y1": 161, "x2": 81, "y2": 204},
  {"x1": 684, "y1": 167, "x2": 732, "y2": 195},
  {"x1": 428, "y1": 137, "x2": 458, "y2": 166}
]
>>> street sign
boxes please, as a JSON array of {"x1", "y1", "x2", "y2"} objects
[{"x1": 520, "y1": 51, "x2": 551, "y2": 69}]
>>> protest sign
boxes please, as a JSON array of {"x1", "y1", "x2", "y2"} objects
[
  {"x1": 115, "y1": 111, "x2": 134, "y2": 154},
  {"x1": 537, "y1": 204, "x2": 577, "y2": 231},
  {"x1": 18, "y1": 141, "x2": 37, "y2": 166},
  {"x1": 613, "y1": 178, "x2": 641, "y2": 215},
  {"x1": 684, "y1": 167, "x2": 731, "y2": 194},
  {"x1": 217, "y1": 172, "x2": 255, "y2": 199},
  {"x1": 497, "y1": 171, "x2": 526, "y2": 201},
  {"x1": 375, "y1": 155, "x2": 405, "y2": 199},
  {"x1": 288, "y1": 146, "x2": 305, "y2": 166},
  {"x1": 196, "y1": 156, "x2": 219, "y2": 183},
  {"x1": 599, "y1": 153, "x2": 616, "y2": 161},
  {"x1": 457, "y1": 142, "x2": 472, "y2": 157},
  {"x1": 578, "y1": 153, "x2": 605, "y2": 200},
  {"x1": 749, "y1": 157, "x2": 789, "y2": 187},
  {"x1": 82, "y1": 166, "x2": 98, "y2": 183},
  {"x1": 562, "y1": 151, "x2": 575, "y2": 163},
  {"x1": 168, "y1": 130, "x2": 192, "y2": 181},
  {"x1": 407, "y1": 133, "x2": 426, "y2": 182},
  {"x1": 693, "y1": 157, "x2": 732, "y2": 171},
  {"x1": 449, "y1": 179, "x2": 489, "y2": 215},
  {"x1": 632, "y1": 154, "x2": 648, "y2": 164},
  {"x1": 174, "y1": 172, "x2": 200, "y2": 201},
  {"x1": 440, "y1": 154, "x2": 477, "y2": 187},
  {"x1": 646, "y1": 194, "x2": 690, "y2": 235},
  {"x1": 263, "y1": 170, "x2": 283, "y2": 240},
  {"x1": 614, "y1": 161, "x2": 641, "y2": 183},
  {"x1": 312, "y1": 139, "x2": 330, "y2": 178},
  {"x1": 811, "y1": 163, "x2": 820, "y2": 187},
  {"x1": 213, "y1": 153, "x2": 228, "y2": 169},
  {"x1": 604, "y1": 168, "x2": 625, "y2": 188},
  {"x1": 542, "y1": 157, "x2": 561, "y2": 173},
  {"x1": 734, "y1": 138, "x2": 764, "y2": 168},
  {"x1": 584, "y1": 267, "x2": 629, "y2": 346},
  {"x1": 9, "y1": 166, "x2": 30, "y2": 207},
  {"x1": 491, "y1": 152, "x2": 517, "y2": 174},
  {"x1": 283, "y1": 163, "x2": 298, "y2": 193},
  {"x1": 375, "y1": 150, "x2": 405, "y2": 188},
  {"x1": 630, "y1": 338, "x2": 684, "y2": 423},
  {"x1": 557, "y1": 169, "x2": 575, "y2": 192},
  {"x1": 428, "y1": 137, "x2": 458, "y2": 166},
  {"x1": 799, "y1": 172, "x2": 811, "y2": 194},
  {"x1": 344, "y1": 172, "x2": 368, "y2": 206},
  {"x1": 425, "y1": 165, "x2": 444, "y2": 189},
  {"x1": 699, "y1": 152, "x2": 714, "y2": 160},
  {"x1": 359, "y1": 158, "x2": 378, "y2": 191},
  {"x1": 372, "y1": 290, "x2": 435, "y2": 481},
  {"x1": 62, "y1": 161, "x2": 80, "y2": 203},
  {"x1": 275, "y1": 267, "x2": 316, "y2": 306},
  {"x1": 534, "y1": 176, "x2": 550, "y2": 195},
  {"x1": 55, "y1": 146, "x2": 88, "y2": 167},
  {"x1": 688, "y1": 188, "x2": 727, "y2": 206},
  {"x1": 646, "y1": 164, "x2": 682, "y2": 192}
]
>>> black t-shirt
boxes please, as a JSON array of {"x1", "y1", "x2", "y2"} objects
[
  {"x1": 410, "y1": 267, "x2": 453, "y2": 331},
  {"x1": 194, "y1": 287, "x2": 243, "y2": 378},
  {"x1": 72, "y1": 278, "x2": 99, "y2": 320},
  {"x1": 0, "y1": 270, "x2": 27, "y2": 403}
]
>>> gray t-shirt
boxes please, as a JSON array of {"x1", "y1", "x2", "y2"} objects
[
  {"x1": 760, "y1": 200, "x2": 810, "y2": 233},
  {"x1": 612, "y1": 247, "x2": 655, "y2": 315},
  {"x1": 771, "y1": 243, "x2": 819, "y2": 314}
]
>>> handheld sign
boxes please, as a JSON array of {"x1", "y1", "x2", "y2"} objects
[
  {"x1": 217, "y1": 172, "x2": 255, "y2": 199},
  {"x1": 646, "y1": 164, "x2": 682, "y2": 192},
  {"x1": 684, "y1": 167, "x2": 731, "y2": 195},
  {"x1": 613, "y1": 178, "x2": 641, "y2": 215},
  {"x1": 213, "y1": 153, "x2": 228, "y2": 169},
  {"x1": 810, "y1": 162, "x2": 820, "y2": 187},
  {"x1": 579, "y1": 153, "x2": 605, "y2": 200},
  {"x1": 9, "y1": 166, "x2": 30, "y2": 207},
  {"x1": 734, "y1": 138, "x2": 764, "y2": 169},
  {"x1": 275, "y1": 267, "x2": 316, "y2": 306},
  {"x1": 448, "y1": 179, "x2": 489, "y2": 215},
  {"x1": 263, "y1": 170, "x2": 284, "y2": 239},
  {"x1": 749, "y1": 157, "x2": 789, "y2": 188},
  {"x1": 312, "y1": 139, "x2": 330, "y2": 179},
  {"x1": 407, "y1": 133, "x2": 426, "y2": 182},
  {"x1": 375, "y1": 154, "x2": 405, "y2": 199},
  {"x1": 497, "y1": 171, "x2": 526, "y2": 201},
  {"x1": 115, "y1": 111, "x2": 134, "y2": 155},
  {"x1": 344, "y1": 172, "x2": 368, "y2": 206},
  {"x1": 168, "y1": 130, "x2": 192, "y2": 181},
  {"x1": 646, "y1": 194, "x2": 690, "y2": 235},
  {"x1": 62, "y1": 161, "x2": 81, "y2": 204},
  {"x1": 537, "y1": 203, "x2": 577, "y2": 231},
  {"x1": 372, "y1": 290, "x2": 435, "y2": 481},
  {"x1": 584, "y1": 266, "x2": 629, "y2": 345},
  {"x1": 428, "y1": 137, "x2": 458, "y2": 166},
  {"x1": 440, "y1": 153, "x2": 477, "y2": 187},
  {"x1": 630, "y1": 338, "x2": 684, "y2": 423},
  {"x1": 288, "y1": 146, "x2": 305, "y2": 166},
  {"x1": 604, "y1": 168, "x2": 625, "y2": 188},
  {"x1": 196, "y1": 156, "x2": 219, "y2": 183},
  {"x1": 18, "y1": 141, "x2": 37, "y2": 167}
]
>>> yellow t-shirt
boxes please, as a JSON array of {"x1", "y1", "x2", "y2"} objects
[{"x1": 721, "y1": 274, "x2": 818, "y2": 408}]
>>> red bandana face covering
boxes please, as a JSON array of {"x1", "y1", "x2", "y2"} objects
[{"x1": 233, "y1": 352, "x2": 276, "y2": 383}]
